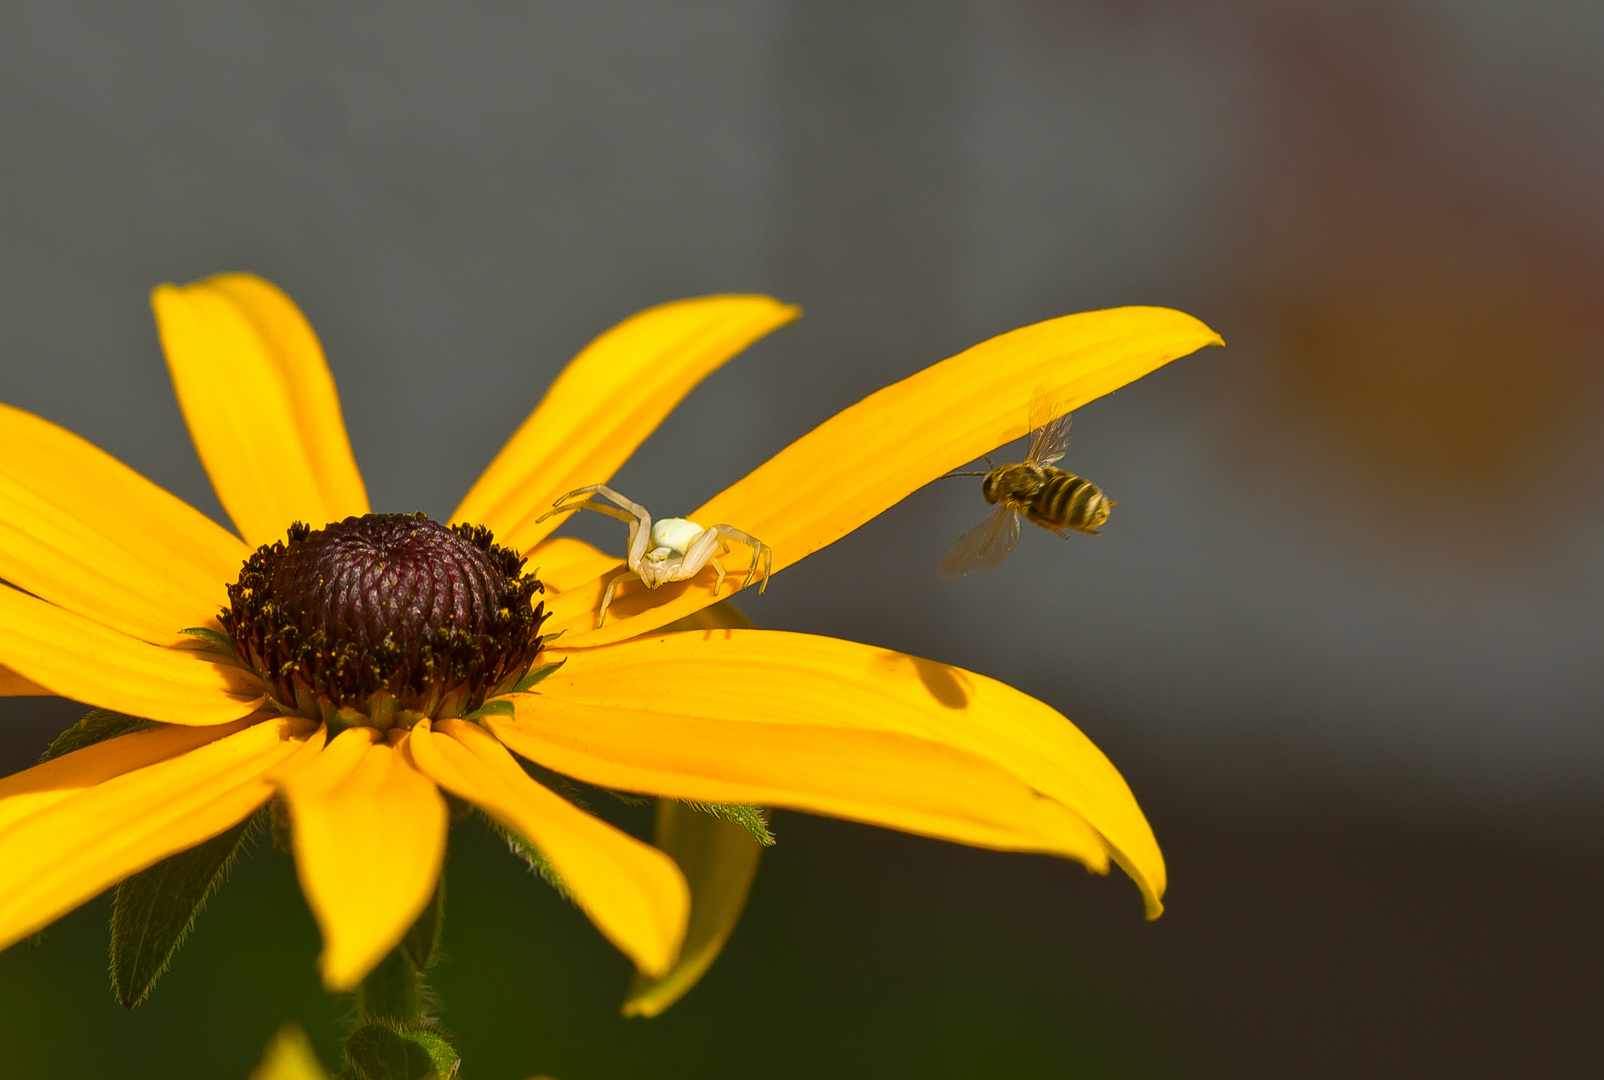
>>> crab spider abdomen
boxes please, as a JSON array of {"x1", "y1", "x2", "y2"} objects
[{"x1": 650, "y1": 517, "x2": 705, "y2": 555}]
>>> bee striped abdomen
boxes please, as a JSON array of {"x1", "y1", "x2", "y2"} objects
[{"x1": 1030, "y1": 471, "x2": 1112, "y2": 533}]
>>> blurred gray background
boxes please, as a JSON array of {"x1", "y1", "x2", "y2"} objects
[{"x1": 1, "y1": 3, "x2": 1601, "y2": 1077}]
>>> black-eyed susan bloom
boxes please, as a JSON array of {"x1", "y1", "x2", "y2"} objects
[{"x1": 0, "y1": 275, "x2": 1220, "y2": 1023}]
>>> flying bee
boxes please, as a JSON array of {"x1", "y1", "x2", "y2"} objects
[{"x1": 937, "y1": 392, "x2": 1116, "y2": 579}]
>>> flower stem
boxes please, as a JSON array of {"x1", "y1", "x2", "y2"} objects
[
  {"x1": 355, "y1": 948, "x2": 424, "y2": 1026},
  {"x1": 339, "y1": 877, "x2": 460, "y2": 1079}
]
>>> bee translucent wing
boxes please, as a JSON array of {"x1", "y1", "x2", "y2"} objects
[
  {"x1": 1025, "y1": 387, "x2": 1072, "y2": 467},
  {"x1": 938, "y1": 505, "x2": 1022, "y2": 580},
  {"x1": 1028, "y1": 413, "x2": 1073, "y2": 467}
]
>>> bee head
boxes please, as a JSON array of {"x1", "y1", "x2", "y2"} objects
[{"x1": 980, "y1": 470, "x2": 1001, "y2": 504}]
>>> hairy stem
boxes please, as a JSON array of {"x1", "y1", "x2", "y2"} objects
[{"x1": 355, "y1": 948, "x2": 424, "y2": 1026}]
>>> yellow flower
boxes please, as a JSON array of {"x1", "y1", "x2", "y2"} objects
[{"x1": 0, "y1": 274, "x2": 1219, "y2": 997}]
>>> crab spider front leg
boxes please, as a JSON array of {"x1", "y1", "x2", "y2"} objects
[
  {"x1": 538, "y1": 484, "x2": 655, "y2": 568},
  {"x1": 596, "y1": 568, "x2": 642, "y2": 629},
  {"x1": 540, "y1": 485, "x2": 772, "y2": 625}
]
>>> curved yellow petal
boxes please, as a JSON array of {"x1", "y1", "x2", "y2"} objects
[
  {"x1": 548, "y1": 305, "x2": 1222, "y2": 645},
  {"x1": 487, "y1": 703, "x2": 1110, "y2": 869},
  {"x1": 0, "y1": 718, "x2": 254, "y2": 834},
  {"x1": 0, "y1": 470, "x2": 221, "y2": 643},
  {"x1": 0, "y1": 402, "x2": 248, "y2": 606},
  {"x1": 277, "y1": 727, "x2": 448, "y2": 991},
  {"x1": 452, "y1": 296, "x2": 799, "y2": 553},
  {"x1": 622, "y1": 799, "x2": 763, "y2": 1018},
  {"x1": 152, "y1": 275, "x2": 368, "y2": 547},
  {"x1": 621, "y1": 597, "x2": 762, "y2": 1015},
  {"x1": 534, "y1": 629, "x2": 1163, "y2": 914},
  {"x1": 0, "y1": 716, "x2": 318, "y2": 952},
  {"x1": 526, "y1": 536, "x2": 619, "y2": 597},
  {"x1": 0, "y1": 663, "x2": 52, "y2": 697},
  {"x1": 0, "y1": 583, "x2": 265, "y2": 725},
  {"x1": 411, "y1": 719, "x2": 689, "y2": 977}
]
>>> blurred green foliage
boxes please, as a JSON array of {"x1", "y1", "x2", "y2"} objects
[{"x1": 0, "y1": 812, "x2": 1198, "y2": 1079}]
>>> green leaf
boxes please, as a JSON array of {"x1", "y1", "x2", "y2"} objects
[
  {"x1": 400, "y1": 873, "x2": 444, "y2": 975},
  {"x1": 40, "y1": 708, "x2": 154, "y2": 763},
  {"x1": 623, "y1": 798, "x2": 766, "y2": 1017},
  {"x1": 179, "y1": 626, "x2": 236, "y2": 658},
  {"x1": 683, "y1": 801, "x2": 775, "y2": 846},
  {"x1": 111, "y1": 811, "x2": 258, "y2": 1007},
  {"x1": 343, "y1": 1023, "x2": 458, "y2": 1080},
  {"x1": 509, "y1": 659, "x2": 565, "y2": 694}
]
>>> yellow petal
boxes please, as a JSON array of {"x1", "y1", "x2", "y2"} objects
[
  {"x1": 547, "y1": 305, "x2": 1222, "y2": 645},
  {"x1": 0, "y1": 718, "x2": 254, "y2": 834},
  {"x1": 526, "y1": 536, "x2": 620, "y2": 596},
  {"x1": 0, "y1": 582, "x2": 265, "y2": 725},
  {"x1": 619, "y1": 598, "x2": 761, "y2": 1014},
  {"x1": 0, "y1": 402, "x2": 248, "y2": 605},
  {"x1": 411, "y1": 719, "x2": 689, "y2": 977},
  {"x1": 622, "y1": 799, "x2": 763, "y2": 1018},
  {"x1": 487, "y1": 702, "x2": 1109, "y2": 869},
  {"x1": 277, "y1": 727, "x2": 448, "y2": 990},
  {"x1": 0, "y1": 716, "x2": 318, "y2": 952},
  {"x1": 0, "y1": 663, "x2": 51, "y2": 697},
  {"x1": 0, "y1": 470, "x2": 221, "y2": 643},
  {"x1": 152, "y1": 275, "x2": 368, "y2": 547},
  {"x1": 532, "y1": 629, "x2": 1163, "y2": 914},
  {"x1": 452, "y1": 296, "x2": 799, "y2": 554},
  {"x1": 251, "y1": 1026, "x2": 330, "y2": 1080}
]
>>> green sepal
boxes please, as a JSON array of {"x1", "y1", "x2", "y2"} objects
[
  {"x1": 400, "y1": 873, "x2": 444, "y2": 975},
  {"x1": 509, "y1": 659, "x2": 565, "y2": 694},
  {"x1": 342, "y1": 1022, "x2": 459, "y2": 1080},
  {"x1": 461, "y1": 699, "x2": 515, "y2": 721},
  {"x1": 606, "y1": 789, "x2": 653, "y2": 807},
  {"x1": 481, "y1": 811, "x2": 572, "y2": 902},
  {"x1": 178, "y1": 626, "x2": 236, "y2": 658},
  {"x1": 512, "y1": 755, "x2": 591, "y2": 810},
  {"x1": 41, "y1": 708, "x2": 154, "y2": 763},
  {"x1": 110, "y1": 810, "x2": 259, "y2": 1007},
  {"x1": 403, "y1": 1031, "x2": 459, "y2": 1080},
  {"x1": 268, "y1": 795, "x2": 294, "y2": 852},
  {"x1": 623, "y1": 798, "x2": 766, "y2": 1018},
  {"x1": 683, "y1": 801, "x2": 775, "y2": 846}
]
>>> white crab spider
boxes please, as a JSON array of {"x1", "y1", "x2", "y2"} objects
[{"x1": 537, "y1": 484, "x2": 773, "y2": 628}]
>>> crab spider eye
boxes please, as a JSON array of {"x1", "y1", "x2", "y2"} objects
[{"x1": 650, "y1": 517, "x2": 704, "y2": 555}]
